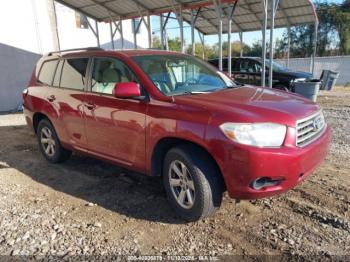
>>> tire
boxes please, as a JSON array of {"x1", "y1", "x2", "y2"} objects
[
  {"x1": 37, "y1": 119, "x2": 71, "y2": 163},
  {"x1": 163, "y1": 145, "x2": 223, "y2": 221}
]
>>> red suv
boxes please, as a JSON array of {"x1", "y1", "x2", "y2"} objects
[{"x1": 23, "y1": 48, "x2": 331, "y2": 221}]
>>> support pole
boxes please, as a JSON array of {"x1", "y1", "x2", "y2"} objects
[
  {"x1": 218, "y1": 18, "x2": 223, "y2": 71},
  {"x1": 202, "y1": 34, "x2": 205, "y2": 59},
  {"x1": 261, "y1": 0, "x2": 268, "y2": 87},
  {"x1": 147, "y1": 15, "x2": 152, "y2": 49},
  {"x1": 120, "y1": 20, "x2": 124, "y2": 49},
  {"x1": 268, "y1": 0, "x2": 279, "y2": 88},
  {"x1": 228, "y1": 5, "x2": 236, "y2": 76},
  {"x1": 179, "y1": 6, "x2": 185, "y2": 53},
  {"x1": 110, "y1": 22, "x2": 115, "y2": 49},
  {"x1": 311, "y1": 22, "x2": 318, "y2": 76},
  {"x1": 160, "y1": 14, "x2": 164, "y2": 50},
  {"x1": 213, "y1": 0, "x2": 223, "y2": 71},
  {"x1": 95, "y1": 20, "x2": 100, "y2": 47},
  {"x1": 239, "y1": 32, "x2": 243, "y2": 57},
  {"x1": 191, "y1": 10, "x2": 196, "y2": 56},
  {"x1": 199, "y1": 33, "x2": 205, "y2": 59},
  {"x1": 268, "y1": 0, "x2": 275, "y2": 88},
  {"x1": 287, "y1": 25, "x2": 291, "y2": 67},
  {"x1": 133, "y1": 19, "x2": 137, "y2": 49}
]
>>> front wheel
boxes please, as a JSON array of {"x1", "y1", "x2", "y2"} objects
[{"x1": 163, "y1": 145, "x2": 223, "y2": 221}]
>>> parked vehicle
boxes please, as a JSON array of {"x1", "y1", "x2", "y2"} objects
[
  {"x1": 208, "y1": 57, "x2": 313, "y2": 91},
  {"x1": 23, "y1": 48, "x2": 331, "y2": 221}
]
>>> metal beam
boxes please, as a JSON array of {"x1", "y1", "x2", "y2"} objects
[
  {"x1": 239, "y1": 0, "x2": 263, "y2": 27},
  {"x1": 198, "y1": 32, "x2": 205, "y2": 59},
  {"x1": 311, "y1": 22, "x2": 318, "y2": 75},
  {"x1": 95, "y1": 20, "x2": 100, "y2": 47},
  {"x1": 287, "y1": 25, "x2": 291, "y2": 67},
  {"x1": 239, "y1": 32, "x2": 243, "y2": 57},
  {"x1": 159, "y1": 13, "x2": 172, "y2": 49},
  {"x1": 112, "y1": 19, "x2": 124, "y2": 49},
  {"x1": 55, "y1": 0, "x2": 102, "y2": 21},
  {"x1": 110, "y1": 22, "x2": 114, "y2": 49},
  {"x1": 177, "y1": 6, "x2": 185, "y2": 53},
  {"x1": 160, "y1": 14, "x2": 165, "y2": 50},
  {"x1": 191, "y1": 9, "x2": 201, "y2": 56},
  {"x1": 227, "y1": 3, "x2": 237, "y2": 76},
  {"x1": 261, "y1": 0, "x2": 268, "y2": 87},
  {"x1": 268, "y1": 0, "x2": 280, "y2": 88},
  {"x1": 86, "y1": 0, "x2": 122, "y2": 20},
  {"x1": 213, "y1": 0, "x2": 223, "y2": 71},
  {"x1": 147, "y1": 15, "x2": 152, "y2": 48}
]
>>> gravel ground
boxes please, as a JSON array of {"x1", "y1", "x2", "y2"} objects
[{"x1": 0, "y1": 88, "x2": 349, "y2": 260}]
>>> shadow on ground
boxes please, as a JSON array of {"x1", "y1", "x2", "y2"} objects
[{"x1": 0, "y1": 125, "x2": 185, "y2": 224}]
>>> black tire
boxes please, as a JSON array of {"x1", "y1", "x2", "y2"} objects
[
  {"x1": 163, "y1": 145, "x2": 223, "y2": 221},
  {"x1": 37, "y1": 119, "x2": 71, "y2": 163}
]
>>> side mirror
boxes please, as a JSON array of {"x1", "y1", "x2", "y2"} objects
[{"x1": 113, "y1": 82, "x2": 141, "y2": 99}]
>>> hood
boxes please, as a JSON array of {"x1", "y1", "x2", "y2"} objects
[
  {"x1": 174, "y1": 86, "x2": 320, "y2": 127},
  {"x1": 277, "y1": 69, "x2": 313, "y2": 79}
]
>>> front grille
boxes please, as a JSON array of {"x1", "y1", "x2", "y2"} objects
[{"x1": 296, "y1": 111, "x2": 326, "y2": 147}]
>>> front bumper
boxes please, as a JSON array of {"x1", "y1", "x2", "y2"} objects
[{"x1": 221, "y1": 126, "x2": 331, "y2": 199}]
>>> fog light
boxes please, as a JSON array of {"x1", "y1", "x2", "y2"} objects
[{"x1": 251, "y1": 177, "x2": 284, "y2": 190}]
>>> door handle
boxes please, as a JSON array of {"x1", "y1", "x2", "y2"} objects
[
  {"x1": 47, "y1": 95, "x2": 56, "y2": 102},
  {"x1": 84, "y1": 102, "x2": 96, "y2": 110}
]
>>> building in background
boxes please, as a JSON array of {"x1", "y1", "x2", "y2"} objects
[{"x1": 0, "y1": 0, "x2": 150, "y2": 112}]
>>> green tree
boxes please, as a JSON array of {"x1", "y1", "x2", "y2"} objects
[
  {"x1": 336, "y1": 2, "x2": 350, "y2": 54},
  {"x1": 186, "y1": 43, "x2": 217, "y2": 60},
  {"x1": 276, "y1": 1, "x2": 350, "y2": 57}
]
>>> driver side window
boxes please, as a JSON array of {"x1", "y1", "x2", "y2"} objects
[{"x1": 91, "y1": 57, "x2": 137, "y2": 95}]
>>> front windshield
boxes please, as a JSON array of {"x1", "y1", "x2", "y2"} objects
[
  {"x1": 133, "y1": 55, "x2": 237, "y2": 96},
  {"x1": 257, "y1": 58, "x2": 288, "y2": 72}
]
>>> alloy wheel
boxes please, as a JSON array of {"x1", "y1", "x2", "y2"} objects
[
  {"x1": 168, "y1": 160, "x2": 195, "y2": 209},
  {"x1": 40, "y1": 126, "x2": 56, "y2": 157}
]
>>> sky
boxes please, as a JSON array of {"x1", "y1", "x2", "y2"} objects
[{"x1": 151, "y1": 0, "x2": 344, "y2": 47}]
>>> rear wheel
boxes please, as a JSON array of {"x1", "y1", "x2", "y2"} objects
[
  {"x1": 37, "y1": 119, "x2": 71, "y2": 163},
  {"x1": 163, "y1": 145, "x2": 223, "y2": 221}
]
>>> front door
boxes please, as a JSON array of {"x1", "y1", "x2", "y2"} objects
[{"x1": 84, "y1": 56, "x2": 147, "y2": 170}]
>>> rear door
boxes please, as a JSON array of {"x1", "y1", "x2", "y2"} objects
[
  {"x1": 84, "y1": 56, "x2": 147, "y2": 170},
  {"x1": 46, "y1": 57, "x2": 89, "y2": 151}
]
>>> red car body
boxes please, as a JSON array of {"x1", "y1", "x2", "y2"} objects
[{"x1": 23, "y1": 49, "x2": 331, "y2": 200}]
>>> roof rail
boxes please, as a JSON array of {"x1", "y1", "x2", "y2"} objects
[{"x1": 47, "y1": 47, "x2": 104, "y2": 56}]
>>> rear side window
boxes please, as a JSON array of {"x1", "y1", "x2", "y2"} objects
[
  {"x1": 38, "y1": 60, "x2": 58, "y2": 85},
  {"x1": 60, "y1": 58, "x2": 89, "y2": 90}
]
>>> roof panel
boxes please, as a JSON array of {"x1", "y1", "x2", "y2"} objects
[{"x1": 55, "y1": 0, "x2": 318, "y2": 35}]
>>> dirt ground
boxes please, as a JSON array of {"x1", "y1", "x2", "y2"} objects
[{"x1": 0, "y1": 88, "x2": 349, "y2": 260}]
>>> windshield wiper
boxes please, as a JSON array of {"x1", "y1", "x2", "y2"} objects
[{"x1": 176, "y1": 91, "x2": 211, "y2": 96}]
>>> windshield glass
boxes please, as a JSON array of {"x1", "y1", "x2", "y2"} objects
[
  {"x1": 133, "y1": 55, "x2": 237, "y2": 96},
  {"x1": 256, "y1": 58, "x2": 288, "y2": 72}
]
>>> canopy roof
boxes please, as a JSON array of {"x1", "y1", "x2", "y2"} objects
[{"x1": 55, "y1": 0, "x2": 318, "y2": 35}]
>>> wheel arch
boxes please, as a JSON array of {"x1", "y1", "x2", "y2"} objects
[
  {"x1": 150, "y1": 137, "x2": 224, "y2": 184},
  {"x1": 32, "y1": 112, "x2": 51, "y2": 134}
]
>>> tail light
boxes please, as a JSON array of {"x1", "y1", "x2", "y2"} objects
[{"x1": 22, "y1": 88, "x2": 29, "y2": 99}]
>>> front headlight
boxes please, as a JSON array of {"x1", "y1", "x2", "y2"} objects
[{"x1": 219, "y1": 123, "x2": 287, "y2": 147}]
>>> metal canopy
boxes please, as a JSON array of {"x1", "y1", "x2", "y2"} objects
[
  {"x1": 54, "y1": 0, "x2": 318, "y2": 88},
  {"x1": 55, "y1": 0, "x2": 318, "y2": 35}
]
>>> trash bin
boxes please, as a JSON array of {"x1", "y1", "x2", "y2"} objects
[
  {"x1": 320, "y1": 70, "x2": 340, "y2": 90},
  {"x1": 294, "y1": 79, "x2": 321, "y2": 102}
]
